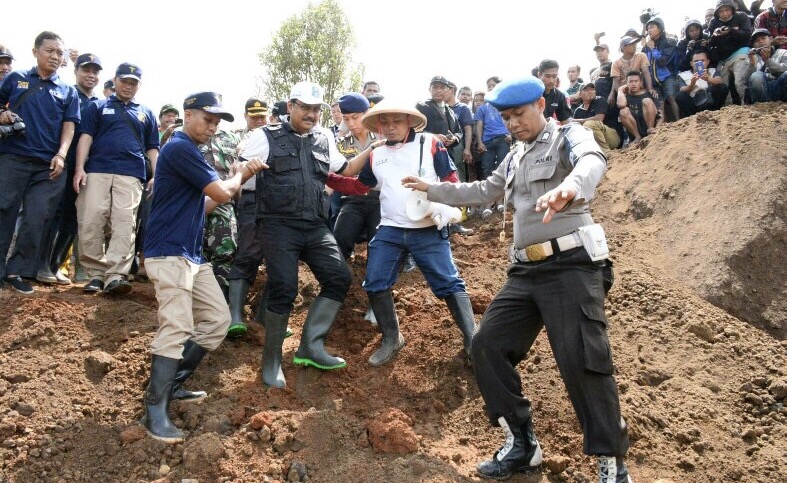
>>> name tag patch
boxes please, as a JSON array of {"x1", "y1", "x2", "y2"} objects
[{"x1": 102, "y1": 108, "x2": 116, "y2": 115}]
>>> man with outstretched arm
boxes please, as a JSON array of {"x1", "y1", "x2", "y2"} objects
[{"x1": 403, "y1": 76, "x2": 632, "y2": 483}]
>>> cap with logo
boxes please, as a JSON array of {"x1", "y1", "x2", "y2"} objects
[
  {"x1": 338, "y1": 92, "x2": 370, "y2": 114},
  {"x1": 183, "y1": 92, "x2": 234, "y2": 123},
  {"x1": 593, "y1": 44, "x2": 610, "y2": 52},
  {"x1": 751, "y1": 28, "x2": 772, "y2": 45},
  {"x1": 159, "y1": 104, "x2": 180, "y2": 118},
  {"x1": 115, "y1": 62, "x2": 142, "y2": 81},
  {"x1": 485, "y1": 76, "x2": 545, "y2": 111},
  {"x1": 289, "y1": 81, "x2": 328, "y2": 108},
  {"x1": 245, "y1": 98, "x2": 269, "y2": 117},
  {"x1": 75, "y1": 53, "x2": 102, "y2": 70},
  {"x1": 429, "y1": 75, "x2": 451, "y2": 86}
]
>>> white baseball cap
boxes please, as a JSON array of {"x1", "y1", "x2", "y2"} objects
[{"x1": 289, "y1": 81, "x2": 329, "y2": 108}]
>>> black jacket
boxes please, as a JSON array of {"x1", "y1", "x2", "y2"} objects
[{"x1": 708, "y1": 12, "x2": 753, "y2": 63}]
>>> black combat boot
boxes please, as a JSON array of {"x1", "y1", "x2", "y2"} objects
[
  {"x1": 227, "y1": 279, "x2": 250, "y2": 338},
  {"x1": 141, "y1": 355, "x2": 185, "y2": 443},
  {"x1": 367, "y1": 290, "x2": 405, "y2": 366},
  {"x1": 444, "y1": 292, "x2": 477, "y2": 359},
  {"x1": 476, "y1": 415, "x2": 543, "y2": 480},
  {"x1": 261, "y1": 310, "x2": 289, "y2": 388},
  {"x1": 171, "y1": 340, "x2": 208, "y2": 401},
  {"x1": 598, "y1": 456, "x2": 633, "y2": 483},
  {"x1": 292, "y1": 297, "x2": 347, "y2": 370}
]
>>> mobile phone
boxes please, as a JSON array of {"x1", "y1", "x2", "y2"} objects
[
  {"x1": 174, "y1": 118, "x2": 183, "y2": 126},
  {"x1": 694, "y1": 60, "x2": 705, "y2": 76}
]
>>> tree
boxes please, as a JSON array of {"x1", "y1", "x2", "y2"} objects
[{"x1": 258, "y1": 0, "x2": 365, "y2": 107}]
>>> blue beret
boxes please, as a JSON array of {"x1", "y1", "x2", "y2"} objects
[
  {"x1": 485, "y1": 76, "x2": 545, "y2": 110},
  {"x1": 338, "y1": 92, "x2": 370, "y2": 114}
]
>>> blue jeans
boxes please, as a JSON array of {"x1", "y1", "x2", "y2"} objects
[
  {"x1": 0, "y1": 153, "x2": 65, "y2": 279},
  {"x1": 748, "y1": 71, "x2": 787, "y2": 103},
  {"x1": 479, "y1": 135, "x2": 510, "y2": 179},
  {"x1": 363, "y1": 225, "x2": 466, "y2": 297}
]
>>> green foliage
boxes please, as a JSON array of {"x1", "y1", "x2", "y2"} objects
[{"x1": 258, "y1": 0, "x2": 365, "y2": 106}]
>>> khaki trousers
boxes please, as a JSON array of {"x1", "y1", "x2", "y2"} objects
[
  {"x1": 146, "y1": 257, "x2": 230, "y2": 359},
  {"x1": 76, "y1": 173, "x2": 142, "y2": 283},
  {"x1": 584, "y1": 120, "x2": 621, "y2": 153}
]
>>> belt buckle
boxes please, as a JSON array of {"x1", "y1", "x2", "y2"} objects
[{"x1": 525, "y1": 244, "x2": 547, "y2": 261}]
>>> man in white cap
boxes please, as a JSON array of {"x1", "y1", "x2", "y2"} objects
[{"x1": 239, "y1": 81, "x2": 373, "y2": 389}]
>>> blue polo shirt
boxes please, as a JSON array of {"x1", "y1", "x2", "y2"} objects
[
  {"x1": 80, "y1": 95, "x2": 159, "y2": 180},
  {"x1": 66, "y1": 89, "x2": 98, "y2": 169},
  {"x1": 474, "y1": 103, "x2": 508, "y2": 143},
  {"x1": 144, "y1": 131, "x2": 220, "y2": 264},
  {"x1": 0, "y1": 67, "x2": 80, "y2": 161},
  {"x1": 450, "y1": 102, "x2": 474, "y2": 130}
]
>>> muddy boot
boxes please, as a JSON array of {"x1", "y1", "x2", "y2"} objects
[
  {"x1": 367, "y1": 290, "x2": 405, "y2": 367},
  {"x1": 293, "y1": 297, "x2": 347, "y2": 370},
  {"x1": 141, "y1": 355, "x2": 185, "y2": 443},
  {"x1": 598, "y1": 456, "x2": 632, "y2": 483},
  {"x1": 227, "y1": 279, "x2": 250, "y2": 338},
  {"x1": 261, "y1": 310, "x2": 289, "y2": 388},
  {"x1": 171, "y1": 340, "x2": 208, "y2": 402},
  {"x1": 476, "y1": 415, "x2": 543, "y2": 480},
  {"x1": 445, "y1": 292, "x2": 477, "y2": 359}
]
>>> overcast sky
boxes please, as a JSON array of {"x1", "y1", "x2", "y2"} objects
[{"x1": 5, "y1": 0, "x2": 711, "y2": 128}]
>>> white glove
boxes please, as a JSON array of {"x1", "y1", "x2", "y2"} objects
[{"x1": 431, "y1": 203, "x2": 462, "y2": 230}]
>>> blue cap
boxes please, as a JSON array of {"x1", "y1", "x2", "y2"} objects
[
  {"x1": 485, "y1": 76, "x2": 545, "y2": 110},
  {"x1": 76, "y1": 53, "x2": 102, "y2": 70},
  {"x1": 338, "y1": 92, "x2": 370, "y2": 114},
  {"x1": 116, "y1": 62, "x2": 142, "y2": 81},
  {"x1": 183, "y1": 91, "x2": 234, "y2": 122}
]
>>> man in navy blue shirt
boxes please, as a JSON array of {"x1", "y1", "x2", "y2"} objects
[
  {"x1": 0, "y1": 31, "x2": 79, "y2": 294},
  {"x1": 73, "y1": 63, "x2": 159, "y2": 295},
  {"x1": 141, "y1": 92, "x2": 264, "y2": 443}
]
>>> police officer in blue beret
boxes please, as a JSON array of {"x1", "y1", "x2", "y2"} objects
[
  {"x1": 141, "y1": 92, "x2": 264, "y2": 442},
  {"x1": 404, "y1": 76, "x2": 632, "y2": 482}
]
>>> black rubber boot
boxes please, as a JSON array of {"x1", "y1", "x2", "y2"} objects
[
  {"x1": 445, "y1": 292, "x2": 477, "y2": 359},
  {"x1": 141, "y1": 355, "x2": 185, "y2": 443},
  {"x1": 261, "y1": 310, "x2": 289, "y2": 388},
  {"x1": 227, "y1": 279, "x2": 250, "y2": 338},
  {"x1": 49, "y1": 231, "x2": 75, "y2": 274},
  {"x1": 254, "y1": 284, "x2": 293, "y2": 337},
  {"x1": 367, "y1": 290, "x2": 405, "y2": 366},
  {"x1": 476, "y1": 415, "x2": 543, "y2": 480},
  {"x1": 293, "y1": 297, "x2": 347, "y2": 370},
  {"x1": 36, "y1": 227, "x2": 58, "y2": 284},
  {"x1": 449, "y1": 222, "x2": 474, "y2": 236},
  {"x1": 172, "y1": 340, "x2": 208, "y2": 402},
  {"x1": 598, "y1": 456, "x2": 633, "y2": 483}
]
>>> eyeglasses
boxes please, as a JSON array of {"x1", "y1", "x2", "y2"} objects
[{"x1": 293, "y1": 100, "x2": 323, "y2": 114}]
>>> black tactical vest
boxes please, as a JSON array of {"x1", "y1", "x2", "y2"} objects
[{"x1": 255, "y1": 124, "x2": 331, "y2": 221}]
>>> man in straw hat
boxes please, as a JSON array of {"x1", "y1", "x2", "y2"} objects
[
  {"x1": 341, "y1": 99, "x2": 477, "y2": 367},
  {"x1": 403, "y1": 76, "x2": 632, "y2": 482}
]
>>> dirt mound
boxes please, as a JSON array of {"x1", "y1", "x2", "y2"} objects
[{"x1": 0, "y1": 104, "x2": 785, "y2": 483}]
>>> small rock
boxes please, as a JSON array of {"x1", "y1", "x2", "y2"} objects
[
  {"x1": 158, "y1": 464, "x2": 171, "y2": 476},
  {"x1": 15, "y1": 403, "x2": 35, "y2": 417},
  {"x1": 119, "y1": 426, "x2": 147, "y2": 445},
  {"x1": 544, "y1": 455, "x2": 571, "y2": 474},
  {"x1": 182, "y1": 433, "x2": 225, "y2": 471},
  {"x1": 84, "y1": 351, "x2": 116, "y2": 381},
  {"x1": 288, "y1": 460, "x2": 307, "y2": 482},
  {"x1": 366, "y1": 408, "x2": 418, "y2": 454},
  {"x1": 250, "y1": 412, "x2": 273, "y2": 431},
  {"x1": 768, "y1": 378, "x2": 787, "y2": 400}
]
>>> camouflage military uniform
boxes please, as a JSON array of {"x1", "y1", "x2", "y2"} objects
[{"x1": 200, "y1": 129, "x2": 240, "y2": 294}]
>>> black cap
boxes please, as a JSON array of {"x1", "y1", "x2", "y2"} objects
[
  {"x1": 75, "y1": 53, "x2": 102, "y2": 70},
  {"x1": 183, "y1": 92, "x2": 234, "y2": 122},
  {"x1": 271, "y1": 100, "x2": 289, "y2": 116},
  {"x1": 244, "y1": 98, "x2": 269, "y2": 116},
  {"x1": 103, "y1": 80, "x2": 114, "y2": 90},
  {"x1": 366, "y1": 93, "x2": 384, "y2": 108},
  {"x1": 159, "y1": 104, "x2": 180, "y2": 118},
  {"x1": 429, "y1": 75, "x2": 451, "y2": 86}
]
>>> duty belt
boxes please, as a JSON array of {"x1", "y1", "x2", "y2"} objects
[{"x1": 513, "y1": 232, "x2": 582, "y2": 263}]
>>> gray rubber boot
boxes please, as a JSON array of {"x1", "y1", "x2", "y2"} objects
[
  {"x1": 141, "y1": 355, "x2": 185, "y2": 443},
  {"x1": 445, "y1": 292, "x2": 477, "y2": 358},
  {"x1": 172, "y1": 340, "x2": 208, "y2": 401},
  {"x1": 367, "y1": 290, "x2": 406, "y2": 367},
  {"x1": 227, "y1": 279, "x2": 250, "y2": 338},
  {"x1": 261, "y1": 310, "x2": 289, "y2": 388},
  {"x1": 293, "y1": 297, "x2": 347, "y2": 370}
]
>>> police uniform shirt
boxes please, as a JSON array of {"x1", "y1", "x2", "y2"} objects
[
  {"x1": 80, "y1": 95, "x2": 159, "y2": 180},
  {"x1": 240, "y1": 124, "x2": 347, "y2": 173},
  {"x1": 0, "y1": 67, "x2": 80, "y2": 161},
  {"x1": 144, "y1": 131, "x2": 220, "y2": 264}
]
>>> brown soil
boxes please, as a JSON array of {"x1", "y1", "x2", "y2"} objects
[{"x1": 1, "y1": 104, "x2": 785, "y2": 483}]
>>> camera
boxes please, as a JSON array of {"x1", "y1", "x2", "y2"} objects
[
  {"x1": 639, "y1": 7, "x2": 659, "y2": 25},
  {"x1": 0, "y1": 114, "x2": 26, "y2": 139}
]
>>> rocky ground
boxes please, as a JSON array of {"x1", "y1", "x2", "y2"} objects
[{"x1": 0, "y1": 104, "x2": 784, "y2": 483}]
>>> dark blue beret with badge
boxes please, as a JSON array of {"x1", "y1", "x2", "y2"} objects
[
  {"x1": 338, "y1": 92, "x2": 370, "y2": 114},
  {"x1": 485, "y1": 76, "x2": 545, "y2": 111},
  {"x1": 183, "y1": 92, "x2": 234, "y2": 122}
]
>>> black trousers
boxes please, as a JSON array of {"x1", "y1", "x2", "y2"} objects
[
  {"x1": 259, "y1": 218, "x2": 351, "y2": 315},
  {"x1": 227, "y1": 191, "x2": 263, "y2": 283},
  {"x1": 471, "y1": 248, "x2": 629, "y2": 457},
  {"x1": 333, "y1": 196, "x2": 381, "y2": 261}
]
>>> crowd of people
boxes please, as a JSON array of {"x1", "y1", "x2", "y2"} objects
[{"x1": 1, "y1": 2, "x2": 785, "y2": 481}]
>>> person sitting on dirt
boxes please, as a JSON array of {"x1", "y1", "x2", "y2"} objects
[
  {"x1": 676, "y1": 50, "x2": 730, "y2": 117},
  {"x1": 339, "y1": 99, "x2": 478, "y2": 367},
  {"x1": 617, "y1": 70, "x2": 658, "y2": 146},
  {"x1": 708, "y1": 0, "x2": 754, "y2": 104},
  {"x1": 745, "y1": 28, "x2": 787, "y2": 102},
  {"x1": 141, "y1": 92, "x2": 263, "y2": 443},
  {"x1": 572, "y1": 82, "x2": 621, "y2": 154},
  {"x1": 403, "y1": 75, "x2": 632, "y2": 483}
]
